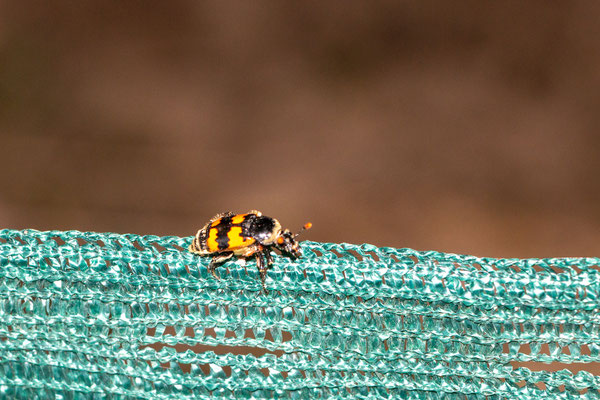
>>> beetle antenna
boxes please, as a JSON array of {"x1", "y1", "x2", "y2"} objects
[{"x1": 295, "y1": 222, "x2": 312, "y2": 237}]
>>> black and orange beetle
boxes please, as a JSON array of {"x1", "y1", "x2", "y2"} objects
[{"x1": 189, "y1": 210, "x2": 312, "y2": 290}]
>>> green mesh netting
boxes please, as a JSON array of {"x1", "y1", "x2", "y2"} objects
[{"x1": 1, "y1": 228, "x2": 600, "y2": 399}]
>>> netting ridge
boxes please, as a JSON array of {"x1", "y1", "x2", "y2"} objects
[{"x1": 3, "y1": 230, "x2": 599, "y2": 311}]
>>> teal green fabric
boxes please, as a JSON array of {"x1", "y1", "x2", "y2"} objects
[{"x1": 1, "y1": 228, "x2": 599, "y2": 399}]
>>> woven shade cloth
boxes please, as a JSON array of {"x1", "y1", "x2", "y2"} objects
[{"x1": 1, "y1": 229, "x2": 599, "y2": 399}]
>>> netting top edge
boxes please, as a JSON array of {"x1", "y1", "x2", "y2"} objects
[{"x1": 1, "y1": 228, "x2": 598, "y2": 266}]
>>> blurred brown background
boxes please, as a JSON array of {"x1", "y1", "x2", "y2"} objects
[{"x1": 1, "y1": 1, "x2": 600, "y2": 258}]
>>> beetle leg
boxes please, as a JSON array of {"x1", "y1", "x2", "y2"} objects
[
  {"x1": 208, "y1": 252, "x2": 233, "y2": 279},
  {"x1": 264, "y1": 248, "x2": 273, "y2": 266},
  {"x1": 255, "y1": 252, "x2": 269, "y2": 293}
]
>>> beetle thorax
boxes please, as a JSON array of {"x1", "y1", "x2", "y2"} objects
[{"x1": 247, "y1": 215, "x2": 281, "y2": 245}]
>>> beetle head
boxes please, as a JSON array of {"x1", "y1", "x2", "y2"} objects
[{"x1": 275, "y1": 222, "x2": 312, "y2": 258}]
